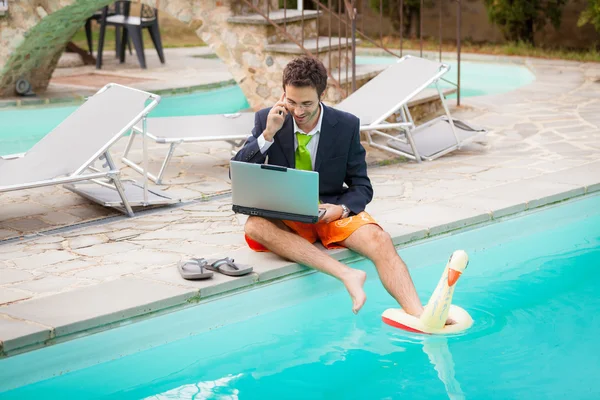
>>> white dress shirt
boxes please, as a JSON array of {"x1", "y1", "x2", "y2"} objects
[{"x1": 256, "y1": 103, "x2": 324, "y2": 171}]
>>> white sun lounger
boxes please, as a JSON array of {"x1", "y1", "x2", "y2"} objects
[
  {"x1": 0, "y1": 83, "x2": 178, "y2": 217},
  {"x1": 121, "y1": 112, "x2": 254, "y2": 184},
  {"x1": 335, "y1": 54, "x2": 488, "y2": 162}
]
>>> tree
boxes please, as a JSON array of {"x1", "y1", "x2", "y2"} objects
[
  {"x1": 483, "y1": 0, "x2": 567, "y2": 45},
  {"x1": 578, "y1": 0, "x2": 600, "y2": 33}
]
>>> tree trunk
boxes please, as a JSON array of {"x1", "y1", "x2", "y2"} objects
[{"x1": 65, "y1": 42, "x2": 96, "y2": 65}]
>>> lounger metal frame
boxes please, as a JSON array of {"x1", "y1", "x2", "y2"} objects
[
  {"x1": 338, "y1": 55, "x2": 484, "y2": 162},
  {"x1": 121, "y1": 114, "x2": 251, "y2": 184},
  {"x1": 0, "y1": 83, "x2": 161, "y2": 217}
]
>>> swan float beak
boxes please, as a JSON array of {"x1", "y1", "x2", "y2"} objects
[{"x1": 447, "y1": 268, "x2": 461, "y2": 287}]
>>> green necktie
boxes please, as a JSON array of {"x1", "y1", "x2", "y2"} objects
[{"x1": 295, "y1": 132, "x2": 313, "y2": 171}]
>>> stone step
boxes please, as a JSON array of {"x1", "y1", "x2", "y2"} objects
[
  {"x1": 227, "y1": 10, "x2": 322, "y2": 45},
  {"x1": 265, "y1": 36, "x2": 358, "y2": 54},
  {"x1": 227, "y1": 9, "x2": 321, "y2": 25},
  {"x1": 266, "y1": 37, "x2": 361, "y2": 70}
]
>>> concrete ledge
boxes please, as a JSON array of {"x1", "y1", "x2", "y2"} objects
[
  {"x1": 527, "y1": 187, "x2": 586, "y2": 209},
  {"x1": 0, "y1": 316, "x2": 51, "y2": 355},
  {"x1": 0, "y1": 278, "x2": 197, "y2": 348},
  {"x1": 587, "y1": 183, "x2": 600, "y2": 194},
  {"x1": 0, "y1": 79, "x2": 238, "y2": 109},
  {"x1": 1, "y1": 189, "x2": 597, "y2": 358},
  {"x1": 376, "y1": 203, "x2": 491, "y2": 236},
  {"x1": 228, "y1": 10, "x2": 321, "y2": 25},
  {"x1": 266, "y1": 37, "x2": 359, "y2": 54}
]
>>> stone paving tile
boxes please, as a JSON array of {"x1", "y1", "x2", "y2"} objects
[
  {"x1": 530, "y1": 159, "x2": 592, "y2": 173},
  {"x1": 74, "y1": 263, "x2": 152, "y2": 280},
  {"x1": 533, "y1": 162, "x2": 600, "y2": 190},
  {"x1": 11, "y1": 275, "x2": 93, "y2": 295},
  {"x1": 376, "y1": 223, "x2": 429, "y2": 246},
  {"x1": 0, "y1": 269, "x2": 34, "y2": 285},
  {"x1": 443, "y1": 195, "x2": 527, "y2": 219},
  {"x1": 0, "y1": 315, "x2": 51, "y2": 354},
  {"x1": 71, "y1": 242, "x2": 140, "y2": 257},
  {"x1": 128, "y1": 241, "x2": 229, "y2": 260},
  {"x1": 0, "y1": 288, "x2": 32, "y2": 305},
  {"x1": 0, "y1": 218, "x2": 53, "y2": 233},
  {"x1": 472, "y1": 179, "x2": 585, "y2": 210},
  {"x1": 46, "y1": 259, "x2": 98, "y2": 275},
  {"x1": 11, "y1": 250, "x2": 79, "y2": 270},
  {"x1": 65, "y1": 235, "x2": 109, "y2": 250},
  {"x1": 377, "y1": 203, "x2": 491, "y2": 236},
  {"x1": 39, "y1": 212, "x2": 82, "y2": 226},
  {"x1": 101, "y1": 249, "x2": 182, "y2": 266},
  {"x1": 0, "y1": 229, "x2": 18, "y2": 240},
  {"x1": 0, "y1": 278, "x2": 197, "y2": 337},
  {"x1": 104, "y1": 229, "x2": 147, "y2": 241},
  {"x1": 471, "y1": 167, "x2": 542, "y2": 182},
  {"x1": 0, "y1": 203, "x2": 53, "y2": 220},
  {"x1": 213, "y1": 247, "x2": 308, "y2": 283},
  {"x1": 140, "y1": 264, "x2": 258, "y2": 298}
]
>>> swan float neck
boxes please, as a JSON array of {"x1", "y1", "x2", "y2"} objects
[{"x1": 382, "y1": 250, "x2": 473, "y2": 335}]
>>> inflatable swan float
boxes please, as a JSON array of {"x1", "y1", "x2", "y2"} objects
[{"x1": 382, "y1": 250, "x2": 473, "y2": 334}]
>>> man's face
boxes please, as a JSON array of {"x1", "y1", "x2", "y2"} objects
[{"x1": 284, "y1": 85, "x2": 320, "y2": 127}]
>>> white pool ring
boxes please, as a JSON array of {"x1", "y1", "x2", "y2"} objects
[{"x1": 382, "y1": 305, "x2": 473, "y2": 334}]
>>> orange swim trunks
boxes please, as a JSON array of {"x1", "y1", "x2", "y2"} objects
[{"x1": 245, "y1": 211, "x2": 379, "y2": 252}]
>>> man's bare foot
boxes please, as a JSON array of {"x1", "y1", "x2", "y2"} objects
[
  {"x1": 342, "y1": 269, "x2": 367, "y2": 314},
  {"x1": 445, "y1": 318, "x2": 456, "y2": 325}
]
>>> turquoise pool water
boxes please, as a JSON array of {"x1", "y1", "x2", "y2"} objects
[
  {"x1": 1, "y1": 194, "x2": 599, "y2": 399},
  {"x1": 0, "y1": 85, "x2": 250, "y2": 156},
  {"x1": 356, "y1": 55, "x2": 536, "y2": 99}
]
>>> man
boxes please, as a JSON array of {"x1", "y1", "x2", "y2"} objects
[{"x1": 233, "y1": 56, "x2": 438, "y2": 320}]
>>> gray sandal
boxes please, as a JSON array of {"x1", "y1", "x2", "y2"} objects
[
  {"x1": 205, "y1": 257, "x2": 253, "y2": 277},
  {"x1": 178, "y1": 258, "x2": 213, "y2": 280}
]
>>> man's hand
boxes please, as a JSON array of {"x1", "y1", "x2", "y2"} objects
[
  {"x1": 264, "y1": 93, "x2": 288, "y2": 142},
  {"x1": 318, "y1": 203, "x2": 344, "y2": 224}
]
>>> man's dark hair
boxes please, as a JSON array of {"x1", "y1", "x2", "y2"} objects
[{"x1": 282, "y1": 56, "x2": 328, "y2": 98}]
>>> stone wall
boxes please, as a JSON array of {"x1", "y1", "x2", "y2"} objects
[{"x1": 0, "y1": 0, "x2": 348, "y2": 109}]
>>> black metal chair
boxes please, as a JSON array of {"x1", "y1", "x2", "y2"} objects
[
  {"x1": 85, "y1": 3, "x2": 132, "y2": 58},
  {"x1": 96, "y1": 2, "x2": 165, "y2": 69}
]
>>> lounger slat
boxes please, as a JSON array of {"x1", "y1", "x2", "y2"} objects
[
  {"x1": 0, "y1": 84, "x2": 154, "y2": 187},
  {"x1": 336, "y1": 55, "x2": 447, "y2": 125},
  {"x1": 138, "y1": 113, "x2": 254, "y2": 142}
]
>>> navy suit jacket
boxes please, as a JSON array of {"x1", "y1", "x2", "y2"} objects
[{"x1": 231, "y1": 104, "x2": 373, "y2": 215}]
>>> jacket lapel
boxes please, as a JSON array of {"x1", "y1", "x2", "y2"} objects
[
  {"x1": 275, "y1": 114, "x2": 295, "y2": 167},
  {"x1": 314, "y1": 105, "x2": 339, "y2": 172}
]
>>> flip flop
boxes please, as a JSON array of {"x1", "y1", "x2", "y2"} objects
[
  {"x1": 178, "y1": 258, "x2": 213, "y2": 280},
  {"x1": 205, "y1": 257, "x2": 253, "y2": 277}
]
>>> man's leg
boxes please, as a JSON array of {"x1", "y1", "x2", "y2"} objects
[
  {"x1": 339, "y1": 224, "x2": 424, "y2": 317},
  {"x1": 245, "y1": 216, "x2": 367, "y2": 313}
]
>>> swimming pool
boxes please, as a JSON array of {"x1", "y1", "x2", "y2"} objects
[
  {"x1": 1, "y1": 193, "x2": 598, "y2": 399},
  {"x1": 356, "y1": 55, "x2": 536, "y2": 99},
  {"x1": 0, "y1": 85, "x2": 250, "y2": 156}
]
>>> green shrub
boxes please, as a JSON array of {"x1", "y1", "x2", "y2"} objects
[
  {"x1": 483, "y1": 0, "x2": 567, "y2": 44},
  {"x1": 578, "y1": 0, "x2": 600, "y2": 33}
]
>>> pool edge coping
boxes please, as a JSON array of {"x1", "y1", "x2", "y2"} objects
[
  {"x1": 1, "y1": 183, "x2": 599, "y2": 359},
  {"x1": 0, "y1": 79, "x2": 239, "y2": 109}
]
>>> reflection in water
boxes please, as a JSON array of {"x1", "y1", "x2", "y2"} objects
[
  {"x1": 145, "y1": 374, "x2": 242, "y2": 400},
  {"x1": 421, "y1": 336, "x2": 465, "y2": 400}
]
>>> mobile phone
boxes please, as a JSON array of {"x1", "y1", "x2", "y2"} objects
[{"x1": 318, "y1": 208, "x2": 326, "y2": 219}]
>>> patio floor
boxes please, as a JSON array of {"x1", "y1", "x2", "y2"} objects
[{"x1": 0, "y1": 50, "x2": 599, "y2": 357}]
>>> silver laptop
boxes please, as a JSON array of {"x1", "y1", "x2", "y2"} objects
[{"x1": 230, "y1": 161, "x2": 324, "y2": 224}]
